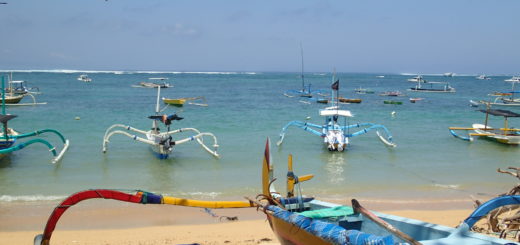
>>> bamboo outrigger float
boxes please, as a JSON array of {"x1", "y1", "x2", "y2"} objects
[
  {"x1": 102, "y1": 87, "x2": 219, "y2": 159},
  {"x1": 278, "y1": 79, "x2": 396, "y2": 151},
  {"x1": 0, "y1": 76, "x2": 68, "y2": 163},
  {"x1": 449, "y1": 105, "x2": 520, "y2": 145}
]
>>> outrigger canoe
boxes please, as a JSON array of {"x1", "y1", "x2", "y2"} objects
[{"x1": 255, "y1": 138, "x2": 520, "y2": 245}]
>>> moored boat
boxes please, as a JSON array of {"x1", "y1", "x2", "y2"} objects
[
  {"x1": 278, "y1": 78, "x2": 396, "y2": 151},
  {"x1": 384, "y1": 100, "x2": 402, "y2": 105},
  {"x1": 103, "y1": 87, "x2": 219, "y2": 159},
  {"x1": 77, "y1": 74, "x2": 91, "y2": 82},
  {"x1": 338, "y1": 97, "x2": 362, "y2": 103},
  {"x1": 505, "y1": 76, "x2": 520, "y2": 83},
  {"x1": 449, "y1": 106, "x2": 520, "y2": 145}
]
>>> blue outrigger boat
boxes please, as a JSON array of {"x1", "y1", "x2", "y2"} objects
[
  {"x1": 258, "y1": 138, "x2": 520, "y2": 245},
  {"x1": 278, "y1": 79, "x2": 396, "y2": 151}
]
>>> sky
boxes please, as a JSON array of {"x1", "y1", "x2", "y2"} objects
[{"x1": 0, "y1": 0, "x2": 519, "y2": 74}]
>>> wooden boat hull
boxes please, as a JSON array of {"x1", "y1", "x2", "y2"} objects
[
  {"x1": 0, "y1": 94, "x2": 24, "y2": 104},
  {"x1": 162, "y1": 98, "x2": 186, "y2": 107},
  {"x1": 266, "y1": 212, "x2": 330, "y2": 245},
  {"x1": 338, "y1": 98, "x2": 361, "y2": 103},
  {"x1": 383, "y1": 100, "x2": 402, "y2": 105}
]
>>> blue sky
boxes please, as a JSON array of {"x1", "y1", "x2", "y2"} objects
[{"x1": 0, "y1": 0, "x2": 518, "y2": 74}]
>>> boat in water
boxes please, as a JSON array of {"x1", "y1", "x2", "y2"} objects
[
  {"x1": 354, "y1": 87, "x2": 375, "y2": 94},
  {"x1": 283, "y1": 44, "x2": 325, "y2": 98},
  {"x1": 384, "y1": 100, "x2": 403, "y2": 105},
  {"x1": 102, "y1": 87, "x2": 219, "y2": 159},
  {"x1": 408, "y1": 81, "x2": 455, "y2": 93},
  {"x1": 77, "y1": 74, "x2": 91, "y2": 83},
  {"x1": 277, "y1": 79, "x2": 396, "y2": 151},
  {"x1": 476, "y1": 74, "x2": 491, "y2": 80},
  {"x1": 505, "y1": 76, "x2": 520, "y2": 83},
  {"x1": 134, "y1": 77, "x2": 171, "y2": 88},
  {"x1": 162, "y1": 96, "x2": 208, "y2": 107},
  {"x1": 407, "y1": 75, "x2": 426, "y2": 83},
  {"x1": 379, "y1": 91, "x2": 405, "y2": 97},
  {"x1": 0, "y1": 76, "x2": 69, "y2": 163},
  {"x1": 449, "y1": 106, "x2": 520, "y2": 145}
]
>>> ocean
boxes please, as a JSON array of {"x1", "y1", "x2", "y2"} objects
[{"x1": 0, "y1": 71, "x2": 518, "y2": 204}]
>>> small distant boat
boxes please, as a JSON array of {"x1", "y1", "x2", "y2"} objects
[
  {"x1": 476, "y1": 74, "x2": 491, "y2": 80},
  {"x1": 505, "y1": 76, "x2": 520, "y2": 83},
  {"x1": 134, "y1": 77, "x2": 171, "y2": 88},
  {"x1": 376, "y1": 75, "x2": 385, "y2": 78},
  {"x1": 316, "y1": 98, "x2": 328, "y2": 104},
  {"x1": 338, "y1": 97, "x2": 362, "y2": 103},
  {"x1": 162, "y1": 96, "x2": 208, "y2": 107},
  {"x1": 379, "y1": 91, "x2": 404, "y2": 97},
  {"x1": 77, "y1": 74, "x2": 91, "y2": 83},
  {"x1": 408, "y1": 81, "x2": 455, "y2": 93},
  {"x1": 354, "y1": 87, "x2": 374, "y2": 94},
  {"x1": 409, "y1": 98, "x2": 423, "y2": 103},
  {"x1": 443, "y1": 72, "x2": 454, "y2": 77},
  {"x1": 407, "y1": 75, "x2": 425, "y2": 82},
  {"x1": 383, "y1": 100, "x2": 402, "y2": 105}
]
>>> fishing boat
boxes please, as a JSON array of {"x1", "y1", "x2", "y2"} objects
[
  {"x1": 383, "y1": 100, "x2": 402, "y2": 105},
  {"x1": 77, "y1": 74, "x2": 91, "y2": 83},
  {"x1": 0, "y1": 77, "x2": 69, "y2": 163},
  {"x1": 449, "y1": 106, "x2": 520, "y2": 145},
  {"x1": 408, "y1": 81, "x2": 455, "y2": 93},
  {"x1": 255, "y1": 139, "x2": 520, "y2": 245},
  {"x1": 476, "y1": 74, "x2": 491, "y2": 80},
  {"x1": 277, "y1": 79, "x2": 396, "y2": 151},
  {"x1": 102, "y1": 87, "x2": 219, "y2": 159},
  {"x1": 379, "y1": 91, "x2": 405, "y2": 97},
  {"x1": 134, "y1": 77, "x2": 171, "y2": 88},
  {"x1": 0, "y1": 93, "x2": 24, "y2": 104},
  {"x1": 354, "y1": 87, "x2": 375, "y2": 94},
  {"x1": 444, "y1": 72, "x2": 454, "y2": 77},
  {"x1": 283, "y1": 44, "x2": 324, "y2": 98},
  {"x1": 338, "y1": 97, "x2": 362, "y2": 103},
  {"x1": 162, "y1": 96, "x2": 208, "y2": 107},
  {"x1": 505, "y1": 76, "x2": 520, "y2": 83},
  {"x1": 409, "y1": 97, "x2": 423, "y2": 103},
  {"x1": 407, "y1": 75, "x2": 425, "y2": 82}
]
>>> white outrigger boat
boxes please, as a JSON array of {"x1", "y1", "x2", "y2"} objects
[
  {"x1": 449, "y1": 106, "x2": 520, "y2": 145},
  {"x1": 102, "y1": 87, "x2": 219, "y2": 159},
  {"x1": 277, "y1": 79, "x2": 396, "y2": 151}
]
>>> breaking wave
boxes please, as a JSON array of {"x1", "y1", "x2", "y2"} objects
[{"x1": 0, "y1": 194, "x2": 66, "y2": 202}]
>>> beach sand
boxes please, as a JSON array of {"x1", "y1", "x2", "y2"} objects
[{"x1": 0, "y1": 197, "x2": 482, "y2": 245}]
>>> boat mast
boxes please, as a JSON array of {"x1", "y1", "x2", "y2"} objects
[
  {"x1": 153, "y1": 86, "x2": 161, "y2": 131},
  {"x1": 300, "y1": 43, "x2": 305, "y2": 93}
]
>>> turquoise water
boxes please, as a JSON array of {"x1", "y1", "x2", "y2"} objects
[{"x1": 0, "y1": 71, "x2": 518, "y2": 203}]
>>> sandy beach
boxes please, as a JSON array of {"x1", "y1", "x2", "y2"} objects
[{"x1": 0, "y1": 197, "x2": 480, "y2": 245}]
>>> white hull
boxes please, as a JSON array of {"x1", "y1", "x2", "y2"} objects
[{"x1": 472, "y1": 123, "x2": 520, "y2": 145}]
